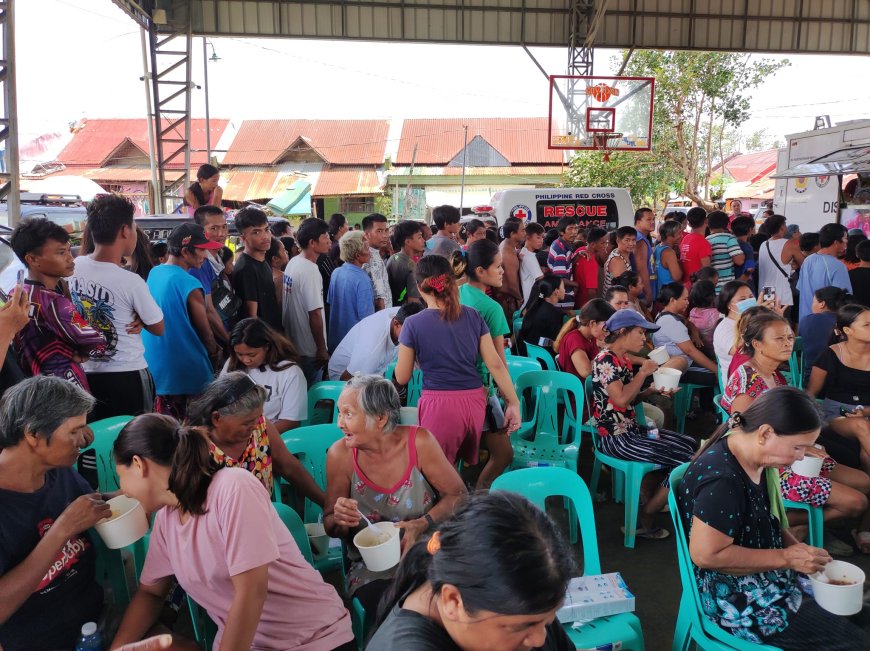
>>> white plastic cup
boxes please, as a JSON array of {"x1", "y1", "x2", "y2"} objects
[
  {"x1": 94, "y1": 495, "x2": 149, "y2": 549},
  {"x1": 399, "y1": 407, "x2": 418, "y2": 425},
  {"x1": 649, "y1": 346, "x2": 670, "y2": 365},
  {"x1": 810, "y1": 560, "x2": 866, "y2": 615},
  {"x1": 652, "y1": 367, "x2": 681, "y2": 391},
  {"x1": 304, "y1": 523, "x2": 329, "y2": 557},
  {"x1": 791, "y1": 454, "x2": 824, "y2": 478},
  {"x1": 353, "y1": 521, "x2": 400, "y2": 572}
]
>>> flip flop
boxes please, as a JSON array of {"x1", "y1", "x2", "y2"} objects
[
  {"x1": 620, "y1": 526, "x2": 670, "y2": 540},
  {"x1": 852, "y1": 529, "x2": 870, "y2": 554}
]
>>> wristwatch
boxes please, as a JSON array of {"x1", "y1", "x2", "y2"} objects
[{"x1": 423, "y1": 513, "x2": 435, "y2": 531}]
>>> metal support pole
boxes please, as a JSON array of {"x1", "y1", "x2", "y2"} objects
[
  {"x1": 141, "y1": 26, "x2": 159, "y2": 215},
  {"x1": 0, "y1": 0, "x2": 20, "y2": 226},
  {"x1": 459, "y1": 126, "x2": 469, "y2": 215},
  {"x1": 203, "y1": 38, "x2": 211, "y2": 163},
  {"x1": 565, "y1": 0, "x2": 596, "y2": 138}
]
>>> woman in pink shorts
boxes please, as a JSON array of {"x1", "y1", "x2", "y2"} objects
[{"x1": 395, "y1": 255, "x2": 521, "y2": 466}]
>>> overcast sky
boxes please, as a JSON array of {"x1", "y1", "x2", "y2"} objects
[{"x1": 16, "y1": 1, "x2": 869, "y2": 151}]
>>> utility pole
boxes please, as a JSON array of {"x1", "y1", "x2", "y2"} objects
[
  {"x1": 404, "y1": 143, "x2": 417, "y2": 220},
  {"x1": 458, "y1": 125, "x2": 469, "y2": 215},
  {"x1": 0, "y1": 0, "x2": 20, "y2": 226},
  {"x1": 140, "y1": 27, "x2": 159, "y2": 214}
]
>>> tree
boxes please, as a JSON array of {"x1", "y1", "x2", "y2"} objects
[{"x1": 565, "y1": 51, "x2": 789, "y2": 210}]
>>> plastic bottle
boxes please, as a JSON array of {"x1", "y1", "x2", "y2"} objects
[
  {"x1": 75, "y1": 622, "x2": 102, "y2": 651},
  {"x1": 645, "y1": 417, "x2": 660, "y2": 440}
]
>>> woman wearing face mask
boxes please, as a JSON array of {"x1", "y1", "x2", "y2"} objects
[
  {"x1": 366, "y1": 491, "x2": 577, "y2": 651},
  {"x1": 678, "y1": 386, "x2": 870, "y2": 649},
  {"x1": 713, "y1": 281, "x2": 767, "y2": 389}
]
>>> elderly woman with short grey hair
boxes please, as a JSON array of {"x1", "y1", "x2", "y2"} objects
[
  {"x1": 327, "y1": 230, "x2": 376, "y2": 353},
  {"x1": 0, "y1": 376, "x2": 113, "y2": 650},
  {"x1": 324, "y1": 374, "x2": 466, "y2": 616},
  {"x1": 187, "y1": 371, "x2": 325, "y2": 507}
]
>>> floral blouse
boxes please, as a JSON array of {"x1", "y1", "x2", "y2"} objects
[
  {"x1": 721, "y1": 363, "x2": 786, "y2": 414},
  {"x1": 591, "y1": 350, "x2": 640, "y2": 437},
  {"x1": 208, "y1": 416, "x2": 273, "y2": 494}
]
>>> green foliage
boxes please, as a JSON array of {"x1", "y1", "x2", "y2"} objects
[
  {"x1": 563, "y1": 149, "x2": 680, "y2": 208},
  {"x1": 566, "y1": 50, "x2": 789, "y2": 209}
]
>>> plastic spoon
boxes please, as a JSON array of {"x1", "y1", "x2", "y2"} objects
[{"x1": 357, "y1": 509, "x2": 381, "y2": 535}]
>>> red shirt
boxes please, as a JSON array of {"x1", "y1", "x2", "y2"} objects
[
  {"x1": 679, "y1": 232, "x2": 712, "y2": 286},
  {"x1": 558, "y1": 329, "x2": 599, "y2": 378}
]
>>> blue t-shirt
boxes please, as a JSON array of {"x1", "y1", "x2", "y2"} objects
[
  {"x1": 143, "y1": 264, "x2": 214, "y2": 395},
  {"x1": 0, "y1": 468, "x2": 103, "y2": 651},
  {"x1": 798, "y1": 311, "x2": 837, "y2": 379},
  {"x1": 797, "y1": 253, "x2": 853, "y2": 321},
  {"x1": 734, "y1": 240, "x2": 756, "y2": 279},
  {"x1": 399, "y1": 305, "x2": 490, "y2": 391},
  {"x1": 188, "y1": 258, "x2": 216, "y2": 295},
  {"x1": 326, "y1": 263, "x2": 375, "y2": 353}
]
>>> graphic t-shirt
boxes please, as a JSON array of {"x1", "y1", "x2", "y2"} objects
[
  {"x1": 386, "y1": 251, "x2": 420, "y2": 305},
  {"x1": 70, "y1": 256, "x2": 164, "y2": 373},
  {"x1": 139, "y1": 468, "x2": 353, "y2": 651},
  {"x1": 15, "y1": 281, "x2": 107, "y2": 390},
  {"x1": 399, "y1": 306, "x2": 489, "y2": 391},
  {"x1": 282, "y1": 256, "x2": 325, "y2": 358},
  {"x1": 0, "y1": 468, "x2": 103, "y2": 651},
  {"x1": 221, "y1": 361, "x2": 308, "y2": 426}
]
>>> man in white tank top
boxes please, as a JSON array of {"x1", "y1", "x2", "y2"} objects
[{"x1": 757, "y1": 215, "x2": 804, "y2": 309}]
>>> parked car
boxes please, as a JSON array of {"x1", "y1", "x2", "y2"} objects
[
  {"x1": 0, "y1": 193, "x2": 88, "y2": 236},
  {"x1": 135, "y1": 213, "x2": 289, "y2": 248}
]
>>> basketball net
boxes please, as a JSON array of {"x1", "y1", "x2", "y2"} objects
[{"x1": 593, "y1": 132, "x2": 623, "y2": 163}]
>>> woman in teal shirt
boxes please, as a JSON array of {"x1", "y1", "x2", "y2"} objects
[{"x1": 454, "y1": 240, "x2": 513, "y2": 489}]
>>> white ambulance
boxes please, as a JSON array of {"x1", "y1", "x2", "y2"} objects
[{"x1": 489, "y1": 187, "x2": 635, "y2": 231}]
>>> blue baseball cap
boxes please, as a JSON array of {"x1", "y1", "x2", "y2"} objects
[{"x1": 605, "y1": 309, "x2": 660, "y2": 333}]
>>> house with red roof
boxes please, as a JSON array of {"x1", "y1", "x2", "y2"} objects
[
  {"x1": 711, "y1": 148, "x2": 779, "y2": 211},
  {"x1": 35, "y1": 118, "x2": 230, "y2": 214}
]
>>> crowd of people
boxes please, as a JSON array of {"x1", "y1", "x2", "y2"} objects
[{"x1": 4, "y1": 178, "x2": 870, "y2": 649}]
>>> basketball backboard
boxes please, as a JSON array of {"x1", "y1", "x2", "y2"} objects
[{"x1": 548, "y1": 75, "x2": 655, "y2": 153}]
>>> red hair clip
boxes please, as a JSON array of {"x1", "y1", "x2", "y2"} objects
[{"x1": 427, "y1": 274, "x2": 448, "y2": 293}]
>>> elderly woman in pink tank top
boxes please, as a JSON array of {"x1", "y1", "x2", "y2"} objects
[{"x1": 324, "y1": 375, "x2": 467, "y2": 617}]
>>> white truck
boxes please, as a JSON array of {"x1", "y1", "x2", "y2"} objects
[
  {"x1": 773, "y1": 119, "x2": 870, "y2": 232},
  {"x1": 489, "y1": 187, "x2": 634, "y2": 231}
]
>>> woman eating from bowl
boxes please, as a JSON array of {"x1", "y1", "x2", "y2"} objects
[
  {"x1": 678, "y1": 387, "x2": 870, "y2": 649},
  {"x1": 721, "y1": 310, "x2": 870, "y2": 555},
  {"x1": 110, "y1": 414, "x2": 355, "y2": 651},
  {"x1": 188, "y1": 372, "x2": 324, "y2": 507},
  {"x1": 591, "y1": 309, "x2": 697, "y2": 539},
  {"x1": 325, "y1": 375, "x2": 467, "y2": 617},
  {"x1": 366, "y1": 491, "x2": 577, "y2": 651}
]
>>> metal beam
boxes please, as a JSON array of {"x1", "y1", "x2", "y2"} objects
[
  {"x1": 565, "y1": 0, "x2": 595, "y2": 144},
  {"x1": 0, "y1": 0, "x2": 19, "y2": 226},
  {"x1": 148, "y1": 15, "x2": 193, "y2": 213}
]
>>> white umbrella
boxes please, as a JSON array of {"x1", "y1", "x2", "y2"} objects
[{"x1": 23, "y1": 176, "x2": 108, "y2": 202}]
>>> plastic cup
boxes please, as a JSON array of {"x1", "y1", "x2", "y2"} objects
[
  {"x1": 791, "y1": 454, "x2": 824, "y2": 478},
  {"x1": 304, "y1": 523, "x2": 329, "y2": 557},
  {"x1": 649, "y1": 346, "x2": 670, "y2": 365},
  {"x1": 399, "y1": 407, "x2": 418, "y2": 425},
  {"x1": 652, "y1": 367, "x2": 681, "y2": 392},
  {"x1": 94, "y1": 495, "x2": 149, "y2": 549},
  {"x1": 353, "y1": 521, "x2": 400, "y2": 572},
  {"x1": 809, "y1": 560, "x2": 866, "y2": 615}
]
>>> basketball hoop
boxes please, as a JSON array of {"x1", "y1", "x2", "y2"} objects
[{"x1": 593, "y1": 132, "x2": 623, "y2": 162}]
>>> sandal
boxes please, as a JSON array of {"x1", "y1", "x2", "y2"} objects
[
  {"x1": 620, "y1": 526, "x2": 670, "y2": 540},
  {"x1": 852, "y1": 529, "x2": 870, "y2": 554}
]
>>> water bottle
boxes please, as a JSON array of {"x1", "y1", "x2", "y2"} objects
[
  {"x1": 645, "y1": 418, "x2": 660, "y2": 440},
  {"x1": 75, "y1": 622, "x2": 102, "y2": 651}
]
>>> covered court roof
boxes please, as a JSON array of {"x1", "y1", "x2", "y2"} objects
[{"x1": 112, "y1": 0, "x2": 870, "y2": 55}]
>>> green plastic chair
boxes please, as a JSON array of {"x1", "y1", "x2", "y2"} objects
[
  {"x1": 509, "y1": 370, "x2": 584, "y2": 472},
  {"x1": 713, "y1": 393, "x2": 729, "y2": 425},
  {"x1": 273, "y1": 501, "x2": 314, "y2": 564},
  {"x1": 281, "y1": 424, "x2": 345, "y2": 572},
  {"x1": 524, "y1": 341, "x2": 558, "y2": 371},
  {"x1": 491, "y1": 467, "x2": 645, "y2": 651},
  {"x1": 304, "y1": 381, "x2": 345, "y2": 425},
  {"x1": 668, "y1": 463, "x2": 781, "y2": 651},
  {"x1": 714, "y1": 397, "x2": 823, "y2": 548},
  {"x1": 79, "y1": 415, "x2": 134, "y2": 493},
  {"x1": 187, "y1": 597, "x2": 218, "y2": 650},
  {"x1": 384, "y1": 362, "x2": 423, "y2": 407},
  {"x1": 584, "y1": 376, "x2": 663, "y2": 548},
  {"x1": 506, "y1": 355, "x2": 540, "y2": 386}
]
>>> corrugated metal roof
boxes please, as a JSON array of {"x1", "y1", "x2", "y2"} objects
[
  {"x1": 314, "y1": 167, "x2": 381, "y2": 196},
  {"x1": 223, "y1": 120, "x2": 389, "y2": 166},
  {"x1": 714, "y1": 149, "x2": 779, "y2": 184},
  {"x1": 57, "y1": 119, "x2": 229, "y2": 169},
  {"x1": 396, "y1": 118, "x2": 563, "y2": 166},
  {"x1": 387, "y1": 165, "x2": 564, "y2": 177},
  {"x1": 46, "y1": 167, "x2": 182, "y2": 183},
  {"x1": 221, "y1": 168, "x2": 306, "y2": 202}
]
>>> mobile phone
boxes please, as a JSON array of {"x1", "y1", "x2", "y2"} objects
[
  {"x1": 0, "y1": 287, "x2": 7, "y2": 308},
  {"x1": 761, "y1": 286, "x2": 775, "y2": 303},
  {"x1": 15, "y1": 269, "x2": 24, "y2": 292}
]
